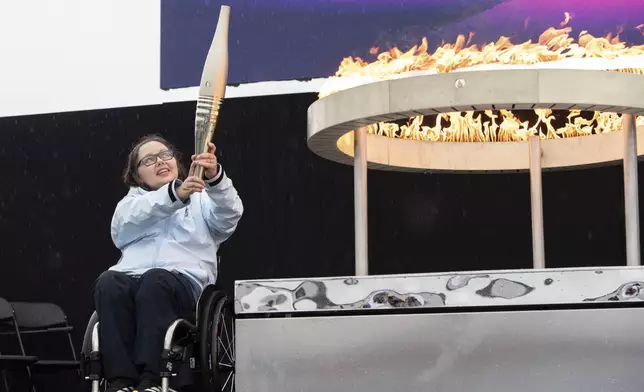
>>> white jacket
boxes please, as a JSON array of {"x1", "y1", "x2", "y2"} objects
[{"x1": 109, "y1": 165, "x2": 243, "y2": 296}]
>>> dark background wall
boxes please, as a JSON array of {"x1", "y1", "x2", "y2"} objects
[{"x1": 0, "y1": 93, "x2": 636, "y2": 389}]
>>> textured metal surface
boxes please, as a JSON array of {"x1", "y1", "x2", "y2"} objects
[
  {"x1": 236, "y1": 308, "x2": 644, "y2": 392},
  {"x1": 307, "y1": 69, "x2": 644, "y2": 172},
  {"x1": 234, "y1": 266, "x2": 644, "y2": 314}
]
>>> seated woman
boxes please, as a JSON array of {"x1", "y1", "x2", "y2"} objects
[{"x1": 93, "y1": 135, "x2": 243, "y2": 392}]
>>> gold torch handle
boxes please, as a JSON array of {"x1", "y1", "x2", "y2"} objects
[{"x1": 194, "y1": 97, "x2": 222, "y2": 180}]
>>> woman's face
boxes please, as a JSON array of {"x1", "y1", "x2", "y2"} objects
[{"x1": 136, "y1": 141, "x2": 179, "y2": 190}]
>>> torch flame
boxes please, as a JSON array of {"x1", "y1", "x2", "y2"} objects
[{"x1": 319, "y1": 14, "x2": 644, "y2": 142}]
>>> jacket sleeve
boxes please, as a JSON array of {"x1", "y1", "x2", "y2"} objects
[
  {"x1": 201, "y1": 164, "x2": 244, "y2": 244},
  {"x1": 111, "y1": 181, "x2": 189, "y2": 249}
]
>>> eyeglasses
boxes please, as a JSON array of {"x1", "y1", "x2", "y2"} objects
[{"x1": 138, "y1": 150, "x2": 174, "y2": 167}]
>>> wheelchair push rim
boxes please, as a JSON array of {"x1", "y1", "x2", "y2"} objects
[{"x1": 200, "y1": 295, "x2": 235, "y2": 392}]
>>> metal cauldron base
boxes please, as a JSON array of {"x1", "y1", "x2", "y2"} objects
[{"x1": 234, "y1": 266, "x2": 644, "y2": 392}]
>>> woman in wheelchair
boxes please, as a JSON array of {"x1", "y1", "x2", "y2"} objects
[{"x1": 93, "y1": 135, "x2": 243, "y2": 392}]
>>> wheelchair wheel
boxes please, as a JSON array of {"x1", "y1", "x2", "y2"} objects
[{"x1": 200, "y1": 294, "x2": 235, "y2": 391}]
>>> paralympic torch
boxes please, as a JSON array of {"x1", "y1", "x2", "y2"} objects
[{"x1": 194, "y1": 5, "x2": 230, "y2": 179}]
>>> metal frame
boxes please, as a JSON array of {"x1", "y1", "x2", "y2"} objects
[
  {"x1": 161, "y1": 319, "x2": 198, "y2": 392},
  {"x1": 306, "y1": 69, "x2": 643, "y2": 274},
  {"x1": 623, "y1": 114, "x2": 641, "y2": 267},
  {"x1": 90, "y1": 323, "x2": 99, "y2": 392},
  {"x1": 529, "y1": 135, "x2": 545, "y2": 269},
  {"x1": 354, "y1": 127, "x2": 369, "y2": 276}
]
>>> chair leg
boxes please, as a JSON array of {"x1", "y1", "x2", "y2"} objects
[
  {"x1": 64, "y1": 326, "x2": 81, "y2": 378},
  {"x1": 1, "y1": 369, "x2": 9, "y2": 392},
  {"x1": 11, "y1": 320, "x2": 35, "y2": 392}
]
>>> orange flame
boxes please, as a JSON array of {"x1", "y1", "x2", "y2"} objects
[
  {"x1": 636, "y1": 24, "x2": 644, "y2": 35},
  {"x1": 319, "y1": 13, "x2": 644, "y2": 142},
  {"x1": 560, "y1": 12, "x2": 572, "y2": 27}
]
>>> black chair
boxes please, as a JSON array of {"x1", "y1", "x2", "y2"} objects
[
  {"x1": 0, "y1": 298, "x2": 38, "y2": 392},
  {"x1": 9, "y1": 302, "x2": 81, "y2": 390},
  {"x1": 81, "y1": 284, "x2": 235, "y2": 392}
]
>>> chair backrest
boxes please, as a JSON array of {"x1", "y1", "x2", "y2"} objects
[
  {"x1": 10, "y1": 301, "x2": 79, "y2": 369},
  {"x1": 0, "y1": 297, "x2": 15, "y2": 322},
  {"x1": 10, "y1": 302, "x2": 68, "y2": 329}
]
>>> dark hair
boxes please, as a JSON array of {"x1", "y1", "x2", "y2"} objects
[{"x1": 122, "y1": 134, "x2": 188, "y2": 188}]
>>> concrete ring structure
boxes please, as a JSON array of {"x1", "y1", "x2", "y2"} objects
[{"x1": 307, "y1": 69, "x2": 644, "y2": 173}]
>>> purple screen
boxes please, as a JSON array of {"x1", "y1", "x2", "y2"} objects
[{"x1": 160, "y1": 0, "x2": 644, "y2": 89}]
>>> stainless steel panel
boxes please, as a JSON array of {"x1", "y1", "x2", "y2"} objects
[
  {"x1": 236, "y1": 308, "x2": 644, "y2": 392},
  {"x1": 235, "y1": 266, "x2": 644, "y2": 315}
]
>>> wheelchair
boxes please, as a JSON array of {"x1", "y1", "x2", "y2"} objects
[{"x1": 80, "y1": 284, "x2": 235, "y2": 392}]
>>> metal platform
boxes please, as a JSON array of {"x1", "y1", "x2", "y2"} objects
[{"x1": 234, "y1": 267, "x2": 644, "y2": 391}]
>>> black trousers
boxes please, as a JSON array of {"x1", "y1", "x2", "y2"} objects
[{"x1": 93, "y1": 268, "x2": 196, "y2": 384}]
